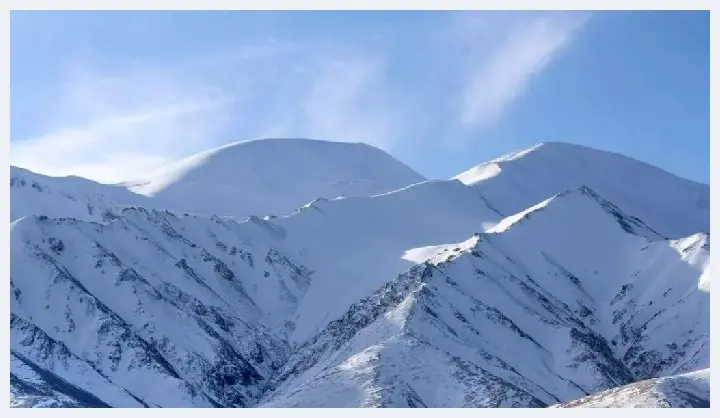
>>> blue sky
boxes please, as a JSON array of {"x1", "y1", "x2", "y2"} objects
[{"x1": 10, "y1": 10, "x2": 709, "y2": 184}]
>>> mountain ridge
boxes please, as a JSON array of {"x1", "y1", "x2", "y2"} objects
[
  {"x1": 9, "y1": 137, "x2": 710, "y2": 408},
  {"x1": 258, "y1": 185, "x2": 707, "y2": 407},
  {"x1": 453, "y1": 141, "x2": 709, "y2": 239}
]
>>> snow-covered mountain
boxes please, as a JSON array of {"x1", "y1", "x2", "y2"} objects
[
  {"x1": 9, "y1": 138, "x2": 710, "y2": 408},
  {"x1": 453, "y1": 142, "x2": 709, "y2": 239},
  {"x1": 11, "y1": 138, "x2": 427, "y2": 224},
  {"x1": 552, "y1": 368, "x2": 710, "y2": 408},
  {"x1": 274, "y1": 179, "x2": 502, "y2": 343},
  {"x1": 258, "y1": 187, "x2": 709, "y2": 407},
  {"x1": 9, "y1": 176, "x2": 501, "y2": 407},
  {"x1": 123, "y1": 138, "x2": 428, "y2": 220}
]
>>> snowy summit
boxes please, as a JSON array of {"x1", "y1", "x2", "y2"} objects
[{"x1": 123, "y1": 138, "x2": 428, "y2": 220}]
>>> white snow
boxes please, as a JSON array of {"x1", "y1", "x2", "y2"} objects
[
  {"x1": 10, "y1": 166, "x2": 152, "y2": 223},
  {"x1": 9, "y1": 138, "x2": 710, "y2": 408},
  {"x1": 261, "y1": 186, "x2": 709, "y2": 407},
  {"x1": 552, "y1": 368, "x2": 710, "y2": 408},
  {"x1": 124, "y1": 138, "x2": 428, "y2": 220},
  {"x1": 272, "y1": 179, "x2": 501, "y2": 343},
  {"x1": 8, "y1": 175, "x2": 502, "y2": 407},
  {"x1": 453, "y1": 142, "x2": 709, "y2": 239}
]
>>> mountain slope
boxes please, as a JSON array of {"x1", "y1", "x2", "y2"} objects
[
  {"x1": 259, "y1": 187, "x2": 709, "y2": 407},
  {"x1": 10, "y1": 211, "x2": 297, "y2": 407},
  {"x1": 273, "y1": 179, "x2": 502, "y2": 343},
  {"x1": 10, "y1": 166, "x2": 152, "y2": 223},
  {"x1": 124, "y1": 138, "x2": 427, "y2": 219},
  {"x1": 552, "y1": 368, "x2": 710, "y2": 408},
  {"x1": 453, "y1": 142, "x2": 709, "y2": 239},
  {"x1": 9, "y1": 176, "x2": 501, "y2": 407},
  {"x1": 9, "y1": 183, "x2": 708, "y2": 408}
]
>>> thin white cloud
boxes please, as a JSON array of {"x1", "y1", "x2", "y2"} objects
[
  {"x1": 11, "y1": 69, "x2": 238, "y2": 183},
  {"x1": 460, "y1": 12, "x2": 591, "y2": 129},
  {"x1": 7, "y1": 39, "x2": 298, "y2": 183},
  {"x1": 298, "y1": 58, "x2": 401, "y2": 148},
  {"x1": 227, "y1": 47, "x2": 403, "y2": 149}
]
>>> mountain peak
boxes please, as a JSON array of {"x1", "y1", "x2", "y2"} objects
[
  {"x1": 453, "y1": 142, "x2": 708, "y2": 239},
  {"x1": 489, "y1": 185, "x2": 665, "y2": 241},
  {"x1": 123, "y1": 138, "x2": 427, "y2": 220}
]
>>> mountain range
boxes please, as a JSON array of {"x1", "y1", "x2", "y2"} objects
[{"x1": 9, "y1": 138, "x2": 710, "y2": 408}]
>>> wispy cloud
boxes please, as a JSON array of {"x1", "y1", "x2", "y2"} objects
[
  {"x1": 298, "y1": 58, "x2": 401, "y2": 148},
  {"x1": 11, "y1": 68, "x2": 239, "y2": 183},
  {"x1": 460, "y1": 12, "x2": 591, "y2": 129},
  {"x1": 11, "y1": 97, "x2": 235, "y2": 183},
  {"x1": 9, "y1": 41, "x2": 303, "y2": 183}
]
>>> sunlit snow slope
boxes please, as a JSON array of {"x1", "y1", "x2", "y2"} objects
[
  {"x1": 10, "y1": 166, "x2": 152, "y2": 223},
  {"x1": 453, "y1": 142, "x2": 709, "y2": 239},
  {"x1": 552, "y1": 369, "x2": 710, "y2": 408},
  {"x1": 124, "y1": 138, "x2": 428, "y2": 219}
]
